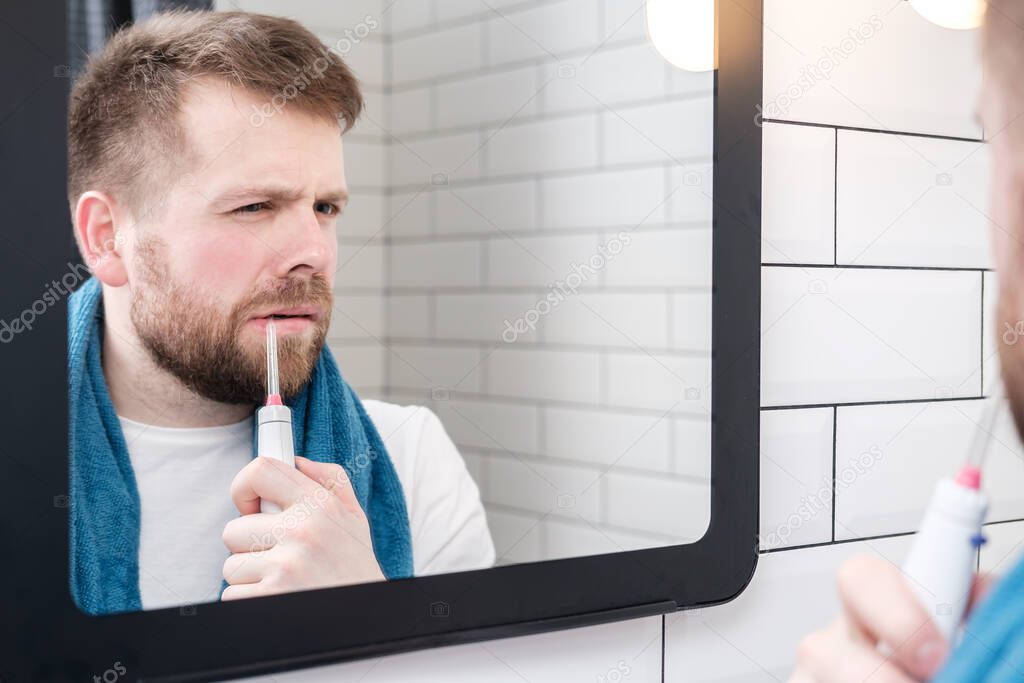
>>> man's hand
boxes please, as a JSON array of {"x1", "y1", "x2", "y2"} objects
[
  {"x1": 789, "y1": 554, "x2": 995, "y2": 683},
  {"x1": 220, "y1": 455, "x2": 385, "y2": 600}
]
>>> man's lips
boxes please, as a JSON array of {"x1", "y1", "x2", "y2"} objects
[
  {"x1": 247, "y1": 305, "x2": 325, "y2": 334},
  {"x1": 249, "y1": 305, "x2": 324, "y2": 322}
]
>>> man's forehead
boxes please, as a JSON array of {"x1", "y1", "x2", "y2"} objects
[
  {"x1": 179, "y1": 76, "x2": 264, "y2": 119},
  {"x1": 172, "y1": 78, "x2": 347, "y2": 195},
  {"x1": 176, "y1": 76, "x2": 344, "y2": 158}
]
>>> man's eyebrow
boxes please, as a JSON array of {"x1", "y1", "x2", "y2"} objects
[
  {"x1": 210, "y1": 185, "x2": 349, "y2": 206},
  {"x1": 318, "y1": 188, "x2": 349, "y2": 204}
]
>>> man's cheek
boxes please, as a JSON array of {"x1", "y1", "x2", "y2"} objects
[
  {"x1": 325, "y1": 244, "x2": 338, "y2": 285},
  {"x1": 191, "y1": 238, "x2": 262, "y2": 294}
]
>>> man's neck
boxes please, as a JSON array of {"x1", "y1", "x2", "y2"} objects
[{"x1": 102, "y1": 317, "x2": 252, "y2": 428}]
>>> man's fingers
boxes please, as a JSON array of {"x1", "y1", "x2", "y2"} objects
[
  {"x1": 222, "y1": 512, "x2": 280, "y2": 553},
  {"x1": 294, "y1": 456, "x2": 363, "y2": 516},
  {"x1": 230, "y1": 456, "x2": 315, "y2": 515},
  {"x1": 221, "y1": 582, "x2": 264, "y2": 601},
  {"x1": 796, "y1": 617, "x2": 918, "y2": 683},
  {"x1": 222, "y1": 551, "x2": 270, "y2": 585},
  {"x1": 837, "y1": 555, "x2": 949, "y2": 680}
]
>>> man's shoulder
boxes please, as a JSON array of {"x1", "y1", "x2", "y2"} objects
[
  {"x1": 360, "y1": 399, "x2": 453, "y2": 472},
  {"x1": 360, "y1": 398, "x2": 494, "y2": 573},
  {"x1": 359, "y1": 398, "x2": 470, "y2": 518},
  {"x1": 361, "y1": 398, "x2": 439, "y2": 438}
]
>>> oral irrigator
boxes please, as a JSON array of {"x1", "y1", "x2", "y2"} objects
[
  {"x1": 256, "y1": 320, "x2": 295, "y2": 513},
  {"x1": 900, "y1": 382, "x2": 1003, "y2": 644}
]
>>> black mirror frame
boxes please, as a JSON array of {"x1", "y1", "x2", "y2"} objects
[{"x1": 0, "y1": 1, "x2": 762, "y2": 680}]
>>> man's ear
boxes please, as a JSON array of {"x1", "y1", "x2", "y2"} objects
[{"x1": 74, "y1": 191, "x2": 128, "y2": 287}]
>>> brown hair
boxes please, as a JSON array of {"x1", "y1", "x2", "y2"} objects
[{"x1": 67, "y1": 9, "x2": 363, "y2": 220}]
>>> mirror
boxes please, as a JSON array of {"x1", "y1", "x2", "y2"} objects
[
  {"x1": 312, "y1": 0, "x2": 716, "y2": 563},
  {"x1": 0, "y1": 1, "x2": 761, "y2": 678},
  {"x1": 65, "y1": 0, "x2": 715, "y2": 617}
]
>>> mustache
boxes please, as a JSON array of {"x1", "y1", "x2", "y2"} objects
[{"x1": 232, "y1": 276, "x2": 333, "y2": 324}]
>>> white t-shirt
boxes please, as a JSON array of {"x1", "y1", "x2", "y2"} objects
[{"x1": 119, "y1": 400, "x2": 495, "y2": 610}]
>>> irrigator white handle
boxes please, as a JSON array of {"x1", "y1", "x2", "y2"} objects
[
  {"x1": 256, "y1": 404, "x2": 295, "y2": 514},
  {"x1": 901, "y1": 477, "x2": 988, "y2": 645}
]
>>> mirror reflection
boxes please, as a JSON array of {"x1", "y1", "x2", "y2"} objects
[{"x1": 66, "y1": 0, "x2": 713, "y2": 615}]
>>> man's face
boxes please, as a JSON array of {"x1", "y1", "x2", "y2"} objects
[
  {"x1": 981, "y1": 79, "x2": 1024, "y2": 437},
  {"x1": 124, "y1": 78, "x2": 345, "y2": 405}
]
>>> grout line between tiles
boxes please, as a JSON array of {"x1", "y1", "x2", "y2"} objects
[
  {"x1": 833, "y1": 127, "x2": 838, "y2": 266},
  {"x1": 831, "y1": 406, "x2": 837, "y2": 543}
]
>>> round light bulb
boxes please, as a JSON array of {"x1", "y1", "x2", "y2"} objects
[
  {"x1": 645, "y1": 0, "x2": 716, "y2": 73},
  {"x1": 909, "y1": 0, "x2": 986, "y2": 30}
]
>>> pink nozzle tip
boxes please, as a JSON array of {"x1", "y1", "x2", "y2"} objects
[
  {"x1": 955, "y1": 465, "x2": 982, "y2": 490},
  {"x1": 266, "y1": 393, "x2": 283, "y2": 406}
]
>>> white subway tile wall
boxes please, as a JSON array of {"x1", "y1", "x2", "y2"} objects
[
  {"x1": 668, "y1": 0, "x2": 1003, "y2": 680},
  {"x1": 836, "y1": 130, "x2": 991, "y2": 268},
  {"x1": 762, "y1": 0, "x2": 981, "y2": 138},
  {"x1": 759, "y1": 407, "x2": 835, "y2": 550},
  {"x1": 834, "y1": 399, "x2": 1024, "y2": 541},
  {"x1": 376, "y1": 0, "x2": 715, "y2": 565},
  {"x1": 761, "y1": 266, "x2": 981, "y2": 405},
  {"x1": 665, "y1": 535, "x2": 916, "y2": 682},
  {"x1": 218, "y1": 1, "x2": 1005, "y2": 681},
  {"x1": 984, "y1": 270, "x2": 998, "y2": 394},
  {"x1": 761, "y1": 123, "x2": 835, "y2": 264}
]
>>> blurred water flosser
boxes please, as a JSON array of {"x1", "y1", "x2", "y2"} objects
[{"x1": 900, "y1": 380, "x2": 1002, "y2": 644}]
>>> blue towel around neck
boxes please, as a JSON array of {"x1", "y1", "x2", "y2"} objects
[
  {"x1": 68, "y1": 276, "x2": 413, "y2": 615},
  {"x1": 931, "y1": 551, "x2": 1024, "y2": 682}
]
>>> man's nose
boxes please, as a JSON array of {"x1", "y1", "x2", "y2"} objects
[{"x1": 271, "y1": 206, "x2": 334, "y2": 277}]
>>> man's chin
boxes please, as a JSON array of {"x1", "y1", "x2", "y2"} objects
[{"x1": 260, "y1": 339, "x2": 326, "y2": 399}]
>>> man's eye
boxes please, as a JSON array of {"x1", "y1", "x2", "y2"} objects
[
  {"x1": 234, "y1": 202, "x2": 269, "y2": 214},
  {"x1": 316, "y1": 201, "x2": 340, "y2": 216}
]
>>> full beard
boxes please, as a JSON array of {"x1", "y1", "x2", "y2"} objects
[{"x1": 129, "y1": 236, "x2": 332, "y2": 406}]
